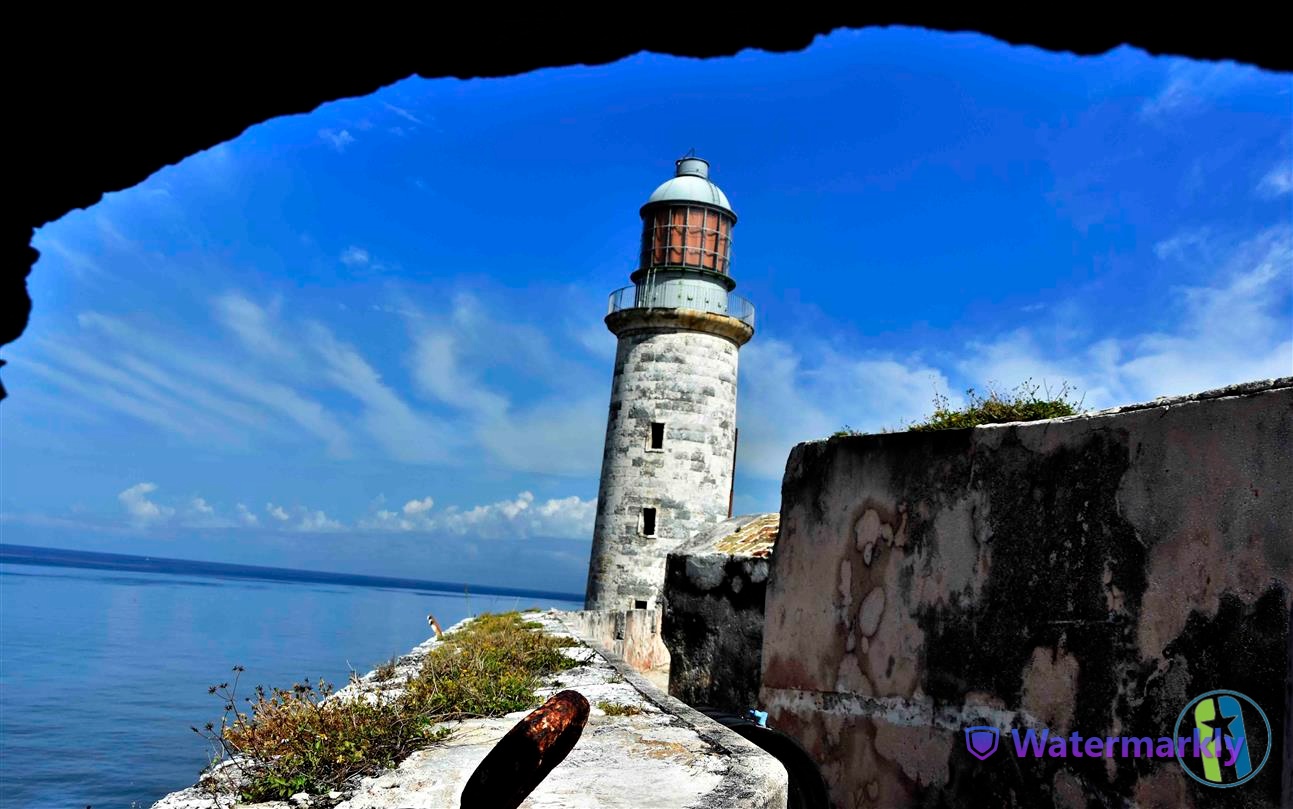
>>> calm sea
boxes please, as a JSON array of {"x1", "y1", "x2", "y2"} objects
[{"x1": 0, "y1": 552, "x2": 583, "y2": 808}]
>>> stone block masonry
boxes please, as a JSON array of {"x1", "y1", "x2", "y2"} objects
[
  {"x1": 585, "y1": 322, "x2": 743, "y2": 612},
  {"x1": 759, "y1": 378, "x2": 1292, "y2": 808}
]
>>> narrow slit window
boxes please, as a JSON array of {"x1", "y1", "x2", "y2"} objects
[
  {"x1": 642, "y1": 507, "x2": 657, "y2": 537},
  {"x1": 649, "y1": 421, "x2": 665, "y2": 450}
]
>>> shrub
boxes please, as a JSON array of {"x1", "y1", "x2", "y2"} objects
[
  {"x1": 194, "y1": 612, "x2": 577, "y2": 802},
  {"x1": 909, "y1": 380, "x2": 1083, "y2": 431},
  {"x1": 372, "y1": 656, "x2": 400, "y2": 682},
  {"x1": 832, "y1": 380, "x2": 1084, "y2": 437}
]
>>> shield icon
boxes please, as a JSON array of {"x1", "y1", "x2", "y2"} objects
[{"x1": 964, "y1": 726, "x2": 1000, "y2": 760}]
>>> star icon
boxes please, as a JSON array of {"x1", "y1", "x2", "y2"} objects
[{"x1": 1202, "y1": 698, "x2": 1238, "y2": 746}]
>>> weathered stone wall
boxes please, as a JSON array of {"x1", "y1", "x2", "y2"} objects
[
  {"x1": 585, "y1": 326, "x2": 741, "y2": 611},
  {"x1": 663, "y1": 515, "x2": 775, "y2": 715},
  {"x1": 759, "y1": 379, "x2": 1293, "y2": 808},
  {"x1": 563, "y1": 608, "x2": 672, "y2": 691}
]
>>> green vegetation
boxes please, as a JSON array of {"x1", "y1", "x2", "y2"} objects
[
  {"x1": 596, "y1": 700, "x2": 643, "y2": 717},
  {"x1": 834, "y1": 380, "x2": 1084, "y2": 436},
  {"x1": 195, "y1": 612, "x2": 577, "y2": 802},
  {"x1": 372, "y1": 656, "x2": 400, "y2": 683}
]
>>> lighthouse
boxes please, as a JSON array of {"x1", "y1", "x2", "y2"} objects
[{"x1": 584, "y1": 155, "x2": 756, "y2": 611}]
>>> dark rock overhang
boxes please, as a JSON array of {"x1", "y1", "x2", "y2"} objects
[{"x1": 6, "y1": 14, "x2": 1289, "y2": 399}]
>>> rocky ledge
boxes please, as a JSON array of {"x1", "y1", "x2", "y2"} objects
[{"x1": 152, "y1": 610, "x2": 787, "y2": 809}]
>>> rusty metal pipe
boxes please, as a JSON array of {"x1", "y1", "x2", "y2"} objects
[{"x1": 460, "y1": 689, "x2": 590, "y2": 809}]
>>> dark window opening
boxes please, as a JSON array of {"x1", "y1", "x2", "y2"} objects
[
  {"x1": 649, "y1": 421, "x2": 665, "y2": 449},
  {"x1": 634, "y1": 599, "x2": 648, "y2": 610},
  {"x1": 642, "y1": 507, "x2": 657, "y2": 536}
]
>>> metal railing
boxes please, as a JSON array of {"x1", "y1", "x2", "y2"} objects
[{"x1": 607, "y1": 284, "x2": 755, "y2": 329}]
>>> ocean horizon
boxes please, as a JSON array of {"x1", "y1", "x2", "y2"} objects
[{"x1": 0, "y1": 548, "x2": 584, "y2": 807}]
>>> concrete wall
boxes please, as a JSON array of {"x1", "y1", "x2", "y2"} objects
[
  {"x1": 663, "y1": 516, "x2": 774, "y2": 715},
  {"x1": 760, "y1": 379, "x2": 1292, "y2": 808},
  {"x1": 585, "y1": 324, "x2": 741, "y2": 611},
  {"x1": 562, "y1": 608, "x2": 671, "y2": 691}
]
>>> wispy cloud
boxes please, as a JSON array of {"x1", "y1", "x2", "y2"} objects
[
  {"x1": 308, "y1": 322, "x2": 458, "y2": 464},
  {"x1": 74, "y1": 311, "x2": 352, "y2": 457},
  {"x1": 1257, "y1": 160, "x2": 1292, "y2": 198},
  {"x1": 400, "y1": 292, "x2": 605, "y2": 475},
  {"x1": 1140, "y1": 61, "x2": 1244, "y2": 123},
  {"x1": 213, "y1": 293, "x2": 299, "y2": 363},
  {"x1": 959, "y1": 225, "x2": 1293, "y2": 408},
  {"x1": 738, "y1": 340, "x2": 949, "y2": 478},
  {"x1": 339, "y1": 246, "x2": 370, "y2": 267},
  {"x1": 1153, "y1": 227, "x2": 1215, "y2": 262},
  {"x1": 36, "y1": 238, "x2": 111, "y2": 281},
  {"x1": 319, "y1": 128, "x2": 356, "y2": 152},
  {"x1": 735, "y1": 223, "x2": 1291, "y2": 476},
  {"x1": 383, "y1": 103, "x2": 423, "y2": 125}
]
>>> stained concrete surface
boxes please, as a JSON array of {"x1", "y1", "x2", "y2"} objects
[
  {"x1": 154, "y1": 611, "x2": 787, "y2": 809},
  {"x1": 760, "y1": 379, "x2": 1292, "y2": 808}
]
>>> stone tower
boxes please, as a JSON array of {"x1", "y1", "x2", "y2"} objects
[{"x1": 584, "y1": 155, "x2": 755, "y2": 611}]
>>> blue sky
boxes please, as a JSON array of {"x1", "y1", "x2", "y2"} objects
[{"x1": 2, "y1": 28, "x2": 1290, "y2": 594}]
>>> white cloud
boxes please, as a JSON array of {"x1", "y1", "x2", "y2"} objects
[
  {"x1": 961, "y1": 225, "x2": 1293, "y2": 408},
  {"x1": 572, "y1": 320, "x2": 617, "y2": 360},
  {"x1": 297, "y1": 509, "x2": 343, "y2": 533},
  {"x1": 438, "y1": 491, "x2": 596, "y2": 540},
  {"x1": 1257, "y1": 161, "x2": 1292, "y2": 198},
  {"x1": 383, "y1": 103, "x2": 423, "y2": 125},
  {"x1": 76, "y1": 312, "x2": 352, "y2": 458},
  {"x1": 474, "y1": 395, "x2": 605, "y2": 477},
  {"x1": 737, "y1": 339, "x2": 950, "y2": 478},
  {"x1": 319, "y1": 129, "x2": 355, "y2": 152},
  {"x1": 236, "y1": 503, "x2": 259, "y2": 526},
  {"x1": 308, "y1": 322, "x2": 458, "y2": 464},
  {"x1": 213, "y1": 293, "x2": 298, "y2": 362},
  {"x1": 1153, "y1": 227, "x2": 1214, "y2": 262},
  {"x1": 37, "y1": 238, "x2": 110, "y2": 281},
  {"x1": 340, "y1": 246, "x2": 371, "y2": 267},
  {"x1": 190, "y1": 497, "x2": 214, "y2": 515},
  {"x1": 262, "y1": 502, "x2": 340, "y2": 532},
  {"x1": 400, "y1": 292, "x2": 609, "y2": 476},
  {"x1": 24, "y1": 357, "x2": 215, "y2": 441},
  {"x1": 118, "y1": 482, "x2": 174, "y2": 524},
  {"x1": 1139, "y1": 61, "x2": 1243, "y2": 123},
  {"x1": 403, "y1": 496, "x2": 435, "y2": 515},
  {"x1": 406, "y1": 295, "x2": 513, "y2": 417},
  {"x1": 409, "y1": 331, "x2": 507, "y2": 416},
  {"x1": 359, "y1": 491, "x2": 595, "y2": 539}
]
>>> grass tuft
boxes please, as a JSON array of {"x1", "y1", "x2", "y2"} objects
[
  {"x1": 194, "y1": 612, "x2": 577, "y2": 802},
  {"x1": 833, "y1": 379, "x2": 1084, "y2": 437},
  {"x1": 596, "y1": 700, "x2": 643, "y2": 717}
]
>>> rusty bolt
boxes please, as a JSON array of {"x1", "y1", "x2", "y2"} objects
[{"x1": 460, "y1": 689, "x2": 590, "y2": 809}]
